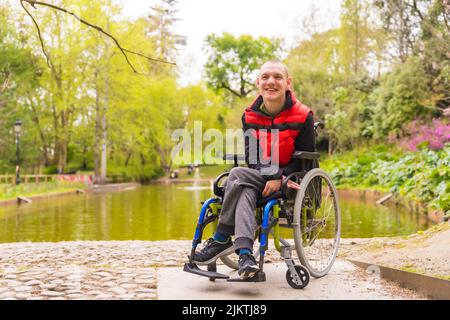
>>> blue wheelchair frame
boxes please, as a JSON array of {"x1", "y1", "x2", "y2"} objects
[
  {"x1": 184, "y1": 122, "x2": 326, "y2": 288},
  {"x1": 184, "y1": 158, "x2": 318, "y2": 288}
]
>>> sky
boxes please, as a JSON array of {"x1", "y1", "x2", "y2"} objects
[
  {"x1": 6, "y1": 0, "x2": 342, "y2": 85},
  {"x1": 118, "y1": 0, "x2": 343, "y2": 85}
]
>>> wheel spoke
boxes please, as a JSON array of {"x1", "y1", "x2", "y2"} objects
[{"x1": 294, "y1": 169, "x2": 341, "y2": 278}]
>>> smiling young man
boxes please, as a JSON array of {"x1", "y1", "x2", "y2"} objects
[{"x1": 193, "y1": 60, "x2": 315, "y2": 279}]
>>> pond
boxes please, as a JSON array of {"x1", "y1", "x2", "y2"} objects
[{"x1": 0, "y1": 181, "x2": 432, "y2": 243}]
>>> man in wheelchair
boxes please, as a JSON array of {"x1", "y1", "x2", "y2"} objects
[{"x1": 192, "y1": 60, "x2": 316, "y2": 280}]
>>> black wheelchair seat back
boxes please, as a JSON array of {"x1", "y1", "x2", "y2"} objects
[{"x1": 213, "y1": 172, "x2": 229, "y2": 198}]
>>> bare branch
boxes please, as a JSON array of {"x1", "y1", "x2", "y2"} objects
[
  {"x1": 121, "y1": 48, "x2": 176, "y2": 65},
  {"x1": 20, "y1": 0, "x2": 176, "y2": 75},
  {"x1": 20, "y1": 0, "x2": 56, "y2": 74},
  {"x1": 219, "y1": 82, "x2": 243, "y2": 98},
  {"x1": 405, "y1": 0, "x2": 424, "y2": 21}
]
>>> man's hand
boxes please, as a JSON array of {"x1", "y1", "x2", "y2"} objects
[
  {"x1": 443, "y1": 107, "x2": 450, "y2": 117},
  {"x1": 262, "y1": 179, "x2": 282, "y2": 197},
  {"x1": 262, "y1": 177, "x2": 302, "y2": 197}
]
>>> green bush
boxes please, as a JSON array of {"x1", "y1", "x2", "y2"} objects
[
  {"x1": 42, "y1": 165, "x2": 58, "y2": 175},
  {"x1": 322, "y1": 144, "x2": 450, "y2": 211},
  {"x1": 365, "y1": 57, "x2": 432, "y2": 139}
]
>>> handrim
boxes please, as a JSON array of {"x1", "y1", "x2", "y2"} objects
[{"x1": 293, "y1": 168, "x2": 341, "y2": 278}]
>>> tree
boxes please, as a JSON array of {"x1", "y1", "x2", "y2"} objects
[
  {"x1": 338, "y1": 0, "x2": 373, "y2": 76},
  {"x1": 0, "y1": 5, "x2": 42, "y2": 173},
  {"x1": 418, "y1": 0, "x2": 450, "y2": 110},
  {"x1": 285, "y1": 29, "x2": 341, "y2": 119},
  {"x1": 147, "y1": 0, "x2": 185, "y2": 76},
  {"x1": 4, "y1": 0, "x2": 231, "y2": 181},
  {"x1": 373, "y1": 0, "x2": 432, "y2": 63},
  {"x1": 204, "y1": 33, "x2": 281, "y2": 98},
  {"x1": 367, "y1": 56, "x2": 432, "y2": 139}
]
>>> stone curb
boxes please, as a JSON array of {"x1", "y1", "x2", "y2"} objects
[{"x1": 347, "y1": 259, "x2": 450, "y2": 300}]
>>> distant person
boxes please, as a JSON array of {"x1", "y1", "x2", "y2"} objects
[
  {"x1": 187, "y1": 163, "x2": 194, "y2": 175},
  {"x1": 192, "y1": 60, "x2": 315, "y2": 279},
  {"x1": 170, "y1": 169, "x2": 179, "y2": 179}
]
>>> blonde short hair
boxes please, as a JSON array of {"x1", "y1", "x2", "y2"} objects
[{"x1": 260, "y1": 60, "x2": 289, "y2": 78}]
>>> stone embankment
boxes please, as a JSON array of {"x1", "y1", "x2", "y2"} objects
[
  {"x1": 0, "y1": 240, "x2": 283, "y2": 300},
  {"x1": 0, "y1": 241, "x2": 174, "y2": 300}
]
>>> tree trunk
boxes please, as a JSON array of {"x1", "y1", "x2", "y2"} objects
[
  {"x1": 354, "y1": 3, "x2": 359, "y2": 75},
  {"x1": 124, "y1": 151, "x2": 132, "y2": 167},
  {"x1": 100, "y1": 102, "x2": 107, "y2": 184},
  {"x1": 100, "y1": 34, "x2": 110, "y2": 185},
  {"x1": 94, "y1": 71, "x2": 101, "y2": 183},
  {"x1": 140, "y1": 153, "x2": 146, "y2": 166}
]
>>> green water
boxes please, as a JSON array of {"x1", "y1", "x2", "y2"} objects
[{"x1": 0, "y1": 183, "x2": 432, "y2": 243}]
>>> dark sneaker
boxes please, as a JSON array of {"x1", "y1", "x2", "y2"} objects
[
  {"x1": 192, "y1": 238, "x2": 234, "y2": 265},
  {"x1": 238, "y1": 254, "x2": 260, "y2": 279}
]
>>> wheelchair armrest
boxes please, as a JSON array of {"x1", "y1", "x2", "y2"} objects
[
  {"x1": 292, "y1": 151, "x2": 320, "y2": 160},
  {"x1": 223, "y1": 154, "x2": 245, "y2": 167},
  {"x1": 256, "y1": 191, "x2": 283, "y2": 207},
  {"x1": 213, "y1": 172, "x2": 229, "y2": 197},
  {"x1": 222, "y1": 154, "x2": 245, "y2": 161},
  {"x1": 314, "y1": 121, "x2": 324, "y2": 130}
]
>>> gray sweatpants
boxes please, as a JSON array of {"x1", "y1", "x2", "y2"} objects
[{"x1": 216, "y1": 167, "x2": 268, "y2": 252}]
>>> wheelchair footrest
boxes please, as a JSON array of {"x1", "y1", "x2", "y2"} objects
[
  {"x1": 183, "y1": 263, "x2": 230, "y2": 279},
  {"x1": 227, "y1": 272, "x2": 266, "y2": 283}
]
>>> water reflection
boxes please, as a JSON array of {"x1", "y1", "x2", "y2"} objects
[{"x1": 0, "y1": 183, "x2": 432, "y2": 243}]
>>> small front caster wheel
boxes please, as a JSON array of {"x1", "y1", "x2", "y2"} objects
[{"x1": 286, "y1": 265, "x2": 309, "y2": 289}]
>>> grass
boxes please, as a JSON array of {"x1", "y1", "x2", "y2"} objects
[
  {"x1": 399, "y1": 265, "x2": 450, "y2": 281},
  {"x1": 362, "y1": 240, "x2": 387, "y2": 251},
  {"x1": 0, "y1": 181, "x2": 87, "y2": 201},
  {"x1": 399, "y1": 265, "x2": 422, "y2": 274},
  {"x1": 408, "y1": 222, "x2": 450, "y2": 242},
  {"x1": 432, "y1": 274, "x2": 450, "y2": 281}
]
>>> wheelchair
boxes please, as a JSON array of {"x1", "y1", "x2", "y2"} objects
[{"x1": 183, "y1": 122, "x2": 341, "y2": 289}]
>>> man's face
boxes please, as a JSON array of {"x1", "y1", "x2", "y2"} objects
[{"x1": 256, "y1": 62, "x2": 291, "y2": 103}]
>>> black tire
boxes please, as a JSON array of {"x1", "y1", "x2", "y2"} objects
[
  {"x1": 293, "y1": 168, "x2": 341, "y2": 278},
  {"x1": 219, "y1": 245, "x2": 261, "y2": 270},
  {"x1": 219, "y1": 254, "x2": 239, "y2": 270},
  {"x1": 286, "y1": 265, "x2": 310, "y2": 289}
]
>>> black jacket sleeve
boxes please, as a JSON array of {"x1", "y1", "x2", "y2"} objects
[
  {"x1": 242, "y1": 113, "x2": 259, "y2": 170},
  {"x1": 280, "y1": 112, "x2": 316, "y2": 177}
]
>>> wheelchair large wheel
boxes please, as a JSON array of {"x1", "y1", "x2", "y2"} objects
[
  {"x1": 293, "y1": 168, "x2": 341, "y2": 278},
  {"x1": 219, "y1": 254, "x2": 239, "y2": 270}
]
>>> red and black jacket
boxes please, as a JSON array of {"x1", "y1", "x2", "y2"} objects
[{"x1": 242, "y1": 90, "x2": 315, "y2": 180}]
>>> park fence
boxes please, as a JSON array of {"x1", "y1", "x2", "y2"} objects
[{"x1": 0, "y1": 174, "x2": 93, "y2": 185}]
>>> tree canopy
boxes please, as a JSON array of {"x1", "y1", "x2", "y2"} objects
[
  {"x1": 204, "y1": 33, "x2": 281, "y2": 98},
  {"x1": 1, "y1": 0, "x2": 448, "y2": 180}
]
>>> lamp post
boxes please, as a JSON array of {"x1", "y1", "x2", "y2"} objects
[{"x1": 14, "y1": 120, "x2": 22, "y2": 185}]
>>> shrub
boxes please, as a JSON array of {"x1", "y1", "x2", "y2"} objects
[
  {"x1": 322, "y1": 144, "x2": 450, "y2": 211},
  {"x1": 389, "y1": 118, "x2": 450, "y2": 151}
]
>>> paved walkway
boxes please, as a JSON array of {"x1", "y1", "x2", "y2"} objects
[
  {"x1": 158, "y1": 260, "x2": 427, "y2": 300},
  {"x1": 0, "y1": 240, "x2": 428, "y2": 300}
]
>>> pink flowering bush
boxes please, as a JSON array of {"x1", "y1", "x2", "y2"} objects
[{"x1": 390, "y1": 119, "x2": 450, "y2": 152}]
